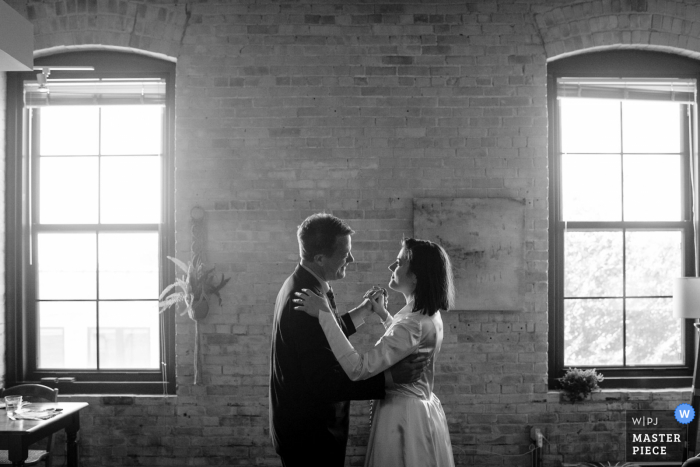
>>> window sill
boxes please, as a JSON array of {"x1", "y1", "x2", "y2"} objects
[
  {"x1": 13, "y1": 379, "x2": 175, "y2": 396},
  {"x1": 549, "y1": 375, "x2": 693, "y2": 391},
  {"x1": 57, "y1": 394, "x2": 177, "y2": 401},
  {"x1": 547, "y1": 387, "x2": 691, "y2": 404}
]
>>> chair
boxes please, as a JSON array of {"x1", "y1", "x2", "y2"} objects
[{"x1": 0, "y1": 384, "x2": 59, "y2": 467}]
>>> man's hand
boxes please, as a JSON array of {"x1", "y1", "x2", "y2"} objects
[
  {"x1": 363, "y1": 286, "x2": 388, "y2": 311},
  {"x1": 356, "y1": 297, "x2": 373, "y2": 315},
  {"x1": 389, "y1": 352, "x2": 429, "y2": 384},
  {"x1": 362, "y1": 287, "x2": 389, "y2": 321}
]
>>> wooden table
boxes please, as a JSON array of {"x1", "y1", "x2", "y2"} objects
[{"x1": 0, "y1": 402, "x2": 88, "y2": 466}]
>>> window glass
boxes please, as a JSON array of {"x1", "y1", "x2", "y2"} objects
[
  {"x1": 100, "y1": 106, "x2": 163, "y2": 156},
  {"x1": 32, "y1": 81, "x2": 165, "y2": 374},
  {"x1": 564, "y1": 298, "x2": 623, "y2": 366},
  {"x1": 100, "y1": 156, "x2": 161, "y2": 224},
  {"x1": 39, "y1": 156, "x2": 99, "y2": 224},
  {"x1": 561, "y1": 153, "x2": 622, "y2": 221},
  {"x1": 625, "y1": 231, "x2": 682, "y2": 297},
  {"x1": 622, "y1": 101, "x2": 682, "y2": 153},
  {"x1": 39, "y1": 328, "x2": 65, "y2": 368},
  {"x1": 560, "y1": 99, "x2": 621, "y2": 153},
  {"x1": 557, "y1": 79, "x2": 690, "y2": 372},
  {"x1": 564, "y1": 231, "x2": 623, "y2": 297},
  {"x1": 38, "y1": 301, "x2": 97, "y2": 369},
  {"x1": 623, "y1": 154, "x2": 682, "y2": 221},
  {"x1": 39, "y1": 107, "x2": 99, "y2": 156},
  {"x1": 98, "y1": 232, "x2": 159, "y2": 300},
  {"x1": 37, "y1": 233, "x2": 96, "y2": 300},
  {"x1": 626, "y1": 297, "x2": 681, "y2": 365},
  {"x1": 94, "y1": 301, "x2": 160, "y2": 369}
]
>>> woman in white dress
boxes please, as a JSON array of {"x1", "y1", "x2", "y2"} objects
[{"x1": 295, "y1": 237, "x2": 455, "y2": 467}]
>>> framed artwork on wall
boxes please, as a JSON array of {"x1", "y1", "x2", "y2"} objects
[{"x1": 414, "y1": 197, "x2": 526, "y2": 312}]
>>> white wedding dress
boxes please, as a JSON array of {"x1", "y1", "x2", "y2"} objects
[{"x1": 319, "y1": 300, "x2": 455, "y2": 467}]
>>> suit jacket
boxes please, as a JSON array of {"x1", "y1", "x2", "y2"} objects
[{"x1": 269, "y1": 265, "x2": 385, "y2": 466}]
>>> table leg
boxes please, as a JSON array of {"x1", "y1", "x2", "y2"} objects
[
  {"x1": 66, "y1": 428, "x2": 78, "y2": 467},
  {"x1": 8, "y1": 434, "x2": 27, "y2": 466}
]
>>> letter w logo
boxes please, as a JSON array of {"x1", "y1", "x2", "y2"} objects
[{"x1": 681, "y1": 410, "x2": 692, "y2": 418}]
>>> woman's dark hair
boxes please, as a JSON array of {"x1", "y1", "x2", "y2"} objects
[
  {"x1": 403, "y1": 238, "x2": 455, "y2": 316},
  {"x1": 297, "y1": 213, "x2": 354, "y2": 261}
]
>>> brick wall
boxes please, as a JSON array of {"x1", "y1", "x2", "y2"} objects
[{"x1": 3, "y1": 1, "x2": 699, "y2": 466}]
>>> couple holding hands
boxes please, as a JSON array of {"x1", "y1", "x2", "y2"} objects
[{"x1": 269, "y1": 213, "x2": 455, "y2": 467}]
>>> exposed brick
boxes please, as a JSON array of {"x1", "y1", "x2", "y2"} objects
[{"x1": 1, "y1": 0, "x2": 695, "y2": 466}]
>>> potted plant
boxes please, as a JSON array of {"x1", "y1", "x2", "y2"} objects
[
  {"x1": 558, "y1": 367, "x2": 604, "y2": 403},
  {"x1": 158, "y1": 255, "x2": 230, "y2": 385}
]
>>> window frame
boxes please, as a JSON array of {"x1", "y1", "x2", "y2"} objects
[
  {"x1": 548, "y1": 50, "x2": 700, "y2": 389},
  {"x1": 5, "y1": 51, "x2": 176, "y2": 394}
]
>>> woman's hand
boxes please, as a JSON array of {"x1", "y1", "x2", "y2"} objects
[
  {"x1": 363, "y1": 286, "x2": 388, "y2": 310},
  {"x1": 365, "y1": 288, "x2": 389, "y2": 321},
  {"x1": 294, "y1": 289, "x2": 332, "y2": 318}
]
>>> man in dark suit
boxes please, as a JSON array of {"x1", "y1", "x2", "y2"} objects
[{"x1": 269, "y1": 213, "x2": 426, "y2": 467}]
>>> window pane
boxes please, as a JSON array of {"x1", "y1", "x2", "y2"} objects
[
  {"x1": 100, "y1": 156, "x2": 161, "y2": 224},
  {"x1": 39, "y1": 107, "x2": 99, "y2": 156},
  {"x1": 38, "y1": 301, "x2": 96, "y2": 369},
  {"x1": 626, "y1": 231, "x2": 682, "y2": 297},
  {"x1": 99, "y1": 233, "x2": 159, "y2": 299},
  {"x1": 560, "y1": 99, "x2": 621, "y2": 154},
  {"x1": 622, "y1": 101, "x2": 682, "y2": 154},
  {"x1": 39, "y1": 328, "x2": 65, "y2": 368},
  {"x1": 562, "y1": 154, "x2": 621, "y2": 221},
  {"x1": 626, "y1": 298, "x2": 682, "y2": 365},
  {"x1": 565, "y1": 298, "x2": 623, "y2": 366},
  {"x1": 96, "y1": 301, "x2": 160, "y2": 369},
  {"x1": 101, "y1": 106, "x2": 162, "y2": 156},
  {"x1": 623, "y1": 154, "x2": 682, "y2": 221},
  {"x1": 565, "y1": 231, "x2": 623, "y2": 297},
  {"x1": 37, "y1": 233, "x2": 96, "y2": 300},
  {"x1": 39, "y1": 157, "x2": 99, "y2": 224}
]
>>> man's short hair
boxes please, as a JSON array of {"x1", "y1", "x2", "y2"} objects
[{"x1": 297, "y1": 213, "x2": 355, "y2": 261}]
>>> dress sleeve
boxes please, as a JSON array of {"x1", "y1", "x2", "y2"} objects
[
  {"x1": 381, "y1": 312, "x2": 393, "y2": 330},
  {"x1": 318, "y1": 311, "x2": 422, "y2": 381}
]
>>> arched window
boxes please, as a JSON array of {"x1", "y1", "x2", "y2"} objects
[
  {"x1": 6, "y1": 51, "x2": 175, "y2": 394},
  {"x1": 548, "y1": 50, "x2": 700, "y2": 389}
]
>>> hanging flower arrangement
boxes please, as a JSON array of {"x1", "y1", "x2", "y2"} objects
[{"x1": 159, "y1": 255, "x2": 230, "y2": 384}]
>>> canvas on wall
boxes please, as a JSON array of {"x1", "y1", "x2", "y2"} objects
[{"x1": 414, "y1": 198, "x2": 525, "y2": 312}]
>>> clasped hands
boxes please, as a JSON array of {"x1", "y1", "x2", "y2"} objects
[
  {"x1": 293, "y1": 286, "x2": 427, "y2": 384},
  {"x1": 294, "y1": 285, "x2": 389, "y2": 320}
]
